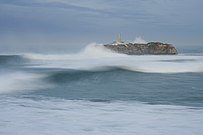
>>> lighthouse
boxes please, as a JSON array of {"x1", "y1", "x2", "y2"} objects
[
  {"x1": 112, "y1": 33, "x2": 124, "y2": 45},
  {"x1": 117, "y1": 33, "x2": 121, "y2": 44}
]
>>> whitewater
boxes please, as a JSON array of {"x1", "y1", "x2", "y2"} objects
[
  {"x1": 23, "y1": 44, "x2": 203, "y2": 73},
  {"x1": 0, "y1": 44, "x2": 203, "y2": 135}
]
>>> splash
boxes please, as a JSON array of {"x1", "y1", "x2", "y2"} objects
[
  {"x1": 23, "y1": 43, "x2": 124, "y2": 61},
  {"x1": 0, "y1": 72, "x2": 48, "y2": 94},
  {"x1": 21, "y1": 43, "x2": 203, "y2": 73},
  {"x1": 133, "y1": 37, "x2": 147, "y2": 44}
]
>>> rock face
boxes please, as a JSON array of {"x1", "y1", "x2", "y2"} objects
[{"x1": 104, "y1": 42, "x2": 178, "y2": 55}]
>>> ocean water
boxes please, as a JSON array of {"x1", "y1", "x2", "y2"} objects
[{"x1": 0, "y1": 44, "x2": 203, "y2": 135}]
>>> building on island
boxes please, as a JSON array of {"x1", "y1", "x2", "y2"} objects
[{"x1": 112, "y1": 33, "x2": 125, "y2": 45}]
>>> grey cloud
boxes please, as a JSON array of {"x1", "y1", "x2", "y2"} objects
[
  {"x1": 0, "y1": 0, "x2": 159, "y2": 23},
  {"x1": 0, "y1": 0, "x2": 202, "y2": 53}
]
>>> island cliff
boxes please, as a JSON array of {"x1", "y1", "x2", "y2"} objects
[{"x1": 104, "y1": 42, "x2": 178, "y2": 55}]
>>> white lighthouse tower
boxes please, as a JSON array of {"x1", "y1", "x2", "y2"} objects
[
  {"x1": 117, "y1": 33, "x2": 121, "y2": 44},
  {"x1": 112, "y1": 33, "x2": 124, "y2": 45}
]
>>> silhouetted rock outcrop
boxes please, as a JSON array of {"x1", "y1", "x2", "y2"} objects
[{"x1": 104, "y1": 42, "x2": 178, "y2": 55}]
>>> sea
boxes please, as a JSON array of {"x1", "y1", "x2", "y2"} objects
[{"x1": 0, "y1": 44, "x2": 203, "y2": 135}]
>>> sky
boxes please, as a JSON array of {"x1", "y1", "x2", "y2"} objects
[{"x1": 0, "y1": 0, "x2": 203, "y2": 53}]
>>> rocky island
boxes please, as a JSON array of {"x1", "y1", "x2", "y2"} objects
[{"x1": 103, "y1": 35, "x2": 178, "y2": 55}]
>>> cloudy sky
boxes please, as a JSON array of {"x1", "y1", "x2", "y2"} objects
[{"x1": 0, "y1": 0, "x2": 203, "y2": 53}]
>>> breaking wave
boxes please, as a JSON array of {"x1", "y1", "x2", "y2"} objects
[
  {"x1": 20, "y1": 43, "x2": 203, "y2": 73},
  {"x1": 0, "y1": 43, "x2": 202, "y2": 74},
  {"x1": 0, "y1": 44, "x2": 203, "y2": 107},
  {"x1": 0, "y1": 71, "x2": 49, "y2": 94},
  {"x1": 1, "y1": 44, "x2": 203, "y2": 135}
]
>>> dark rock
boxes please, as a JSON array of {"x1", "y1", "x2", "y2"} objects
[{"x1": 103, "y1": 42, "x2": 178, "y2": 55}]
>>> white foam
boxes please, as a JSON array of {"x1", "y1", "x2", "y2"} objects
[
  {"x1": 22, "y1": 43, "x2": 203, "y2": 73},
  {"x1": 0, "y1": 72, "x2": 48, "y2": 94},
  {"x1": 0, "y1": 97, "x2": 203, "y2": 135},
  {"x1": 23, "y1": 43, "x2": 124, "y2": 61},
  {"x1": 132, "y1": 37, "x2": 147, "y2": 44},
  {"x1": 120, "y1": 56, "x2": 203, "y2": 73}
]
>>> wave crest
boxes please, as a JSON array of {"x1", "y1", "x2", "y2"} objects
[{"x1": 3, "y1": 44, "x2": 203, "y2": 73}]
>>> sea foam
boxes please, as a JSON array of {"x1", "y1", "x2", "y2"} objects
[
  {"x1": 23, "y1": 43, "x2": 203, "y2": 73},
  {"x1": 0, "y1": 97, "x2": 203, "y2": 135},
  {"x1": 0, "y1": 72, "x2": 48, "y2": 94}
]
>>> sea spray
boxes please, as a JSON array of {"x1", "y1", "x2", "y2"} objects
[
  {"x1": 132, "y1": 37, "x2": 147, "y2": 44},
  {"x1": 21, "y1": 44, "x2": 203, "y2": 73},
  {"x1": 0, "y1": 71, "x2": 49, "y2": 94}
]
